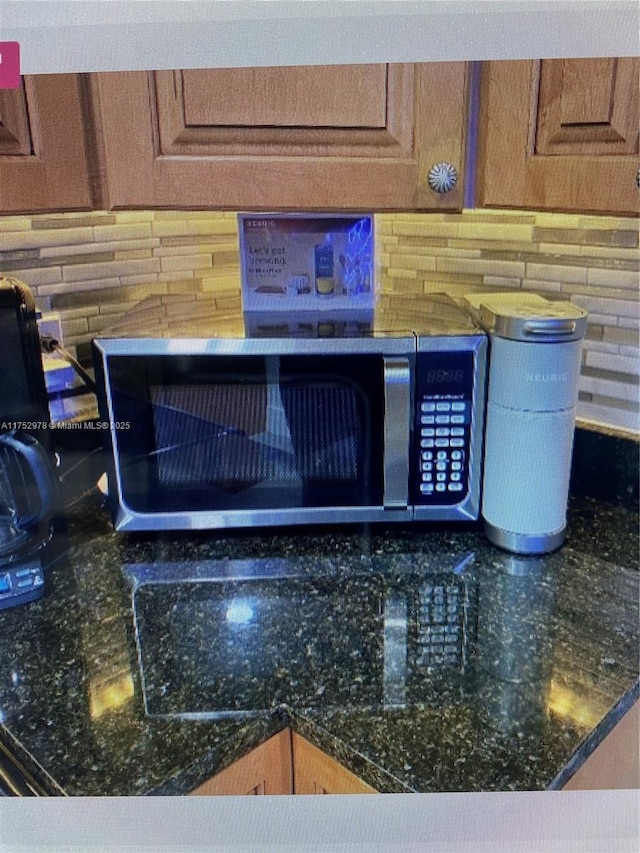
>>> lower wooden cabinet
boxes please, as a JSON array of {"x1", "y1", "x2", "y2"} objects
[
  {"x1": 189, "y1": 729, "x2": 377, "y2": 796},
  {"x1": 562, "y1": 699, "x2": 639, "y2": 791},
  {"x1": 189, "y1": 730, "x2": 292, "y2": 795},
  {"x1": 291, "y1": 732, "x2": 377, "y2": 795}
]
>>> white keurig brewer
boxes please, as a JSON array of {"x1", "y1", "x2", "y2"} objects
[{"x1": 464, "y1": 293, "x2": 588, "y2": 555}]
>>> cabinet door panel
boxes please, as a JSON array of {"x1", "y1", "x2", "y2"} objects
[
  {"x1": 94, "y1": 63, "x2": 467, "y2": 211},
  {"x1": 189, "y1": 730, "x2": 292, "y2": 796},
  {"x1": 0, "y1": 75, "x2": 92, "y2": 213},
  {"x1": 536, "y1": 59, "x2": 638, "y2": 155},
  {"x1": 0, "y1": 85, "x2": 32, "y2": 155},
  {"x1": 180, "y1": 66, "x2": 387, "y2": 129},
  {"x1": 477, "y1": 59, "x2": 639, "y2": 215},
  {"x1": 292, "y1": 732, "x2": 377, "y2": 795},
  {"x1": 154, "y1": 66, "x2": 408, "y2": 156}
]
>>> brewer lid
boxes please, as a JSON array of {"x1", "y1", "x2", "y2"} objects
[{"x1": 462, "y1": 292, "x2": 588, "y2": 342}]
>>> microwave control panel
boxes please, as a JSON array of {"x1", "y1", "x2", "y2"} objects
[{"x1": 411, "y1": 350, "x2": 476, "y2": 507}]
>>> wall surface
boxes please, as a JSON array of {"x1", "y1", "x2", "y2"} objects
[{"x1": 0, "y1": 209, "x2": 638, "y2": 433}]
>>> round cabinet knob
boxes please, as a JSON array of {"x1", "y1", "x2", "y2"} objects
[{"x1": 427, "y1": 163, "x2": 458, "y2": 194}]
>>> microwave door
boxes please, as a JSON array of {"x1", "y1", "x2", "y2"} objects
[{"x1": 97, "y1": 342, "x2": 416, "y2": 532}]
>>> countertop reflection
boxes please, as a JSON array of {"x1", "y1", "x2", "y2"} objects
[{"x1": 0, "y1": 491, "x2": 637, "y2": 795}]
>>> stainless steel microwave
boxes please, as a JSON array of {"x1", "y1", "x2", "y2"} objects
[{"x1": 92, "y1": 294, "x2": 487, "y2": 532}]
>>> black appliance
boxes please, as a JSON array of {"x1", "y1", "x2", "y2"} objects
[
  {"x1": 0, "y1": 430, "x2": 59, "y2": 609},
  {"x1": 0, "y1": 276, "x2": 51, "y2": 449},
  {"x1": 0, "y1": 277, "x2": 59, "y2": 609}
]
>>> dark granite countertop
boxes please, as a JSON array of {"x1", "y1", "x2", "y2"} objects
[{"x1": 0, "y1": 490, "x2": 637, "y2": 797}]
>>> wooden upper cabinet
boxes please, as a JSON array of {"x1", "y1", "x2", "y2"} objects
[
  {"x1": 91, "y1": 63, "x2": 468, "y2": 211},
  {"x1": 0, "y1": 75, "x2": 93, "y2": 214},
  {"x1": 476, "y1": 58, "x2": 640, "y2": 215}
]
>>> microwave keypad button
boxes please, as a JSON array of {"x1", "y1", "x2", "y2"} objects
[
  {"x1": 415, "y1": 387, "x2": 471, "y2": 504},
  {"x1": 422, "y1": 451, "x2": 433, "y2": 461},
  {"x1": 17, "y1": 578, "x2": 33, "y2": 589},
  {"x1": 423, "y1": 462, "x2": 433, "y2": 471},
  {"x1": 422, "y1": 474, "x2": 433, "y2": 482},
  {"x1": 0, "y1": 574, "x2": 11, "y2": 594}
]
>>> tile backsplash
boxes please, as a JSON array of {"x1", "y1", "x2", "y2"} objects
[{"x1": 0, "y1": 208, "x2": 638, "y2": 434}]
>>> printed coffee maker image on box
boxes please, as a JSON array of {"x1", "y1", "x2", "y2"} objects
[{"x1": 464, "y1": 293, "x2": 588, "y2": 555}]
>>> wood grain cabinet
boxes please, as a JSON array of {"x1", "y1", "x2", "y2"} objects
[
  {"x1": 189, "y1": 729, "x2": 377, "y2": 796},
  {"x1": 90, "y1": 63, "x2": 468, "y2": 212},
  {"x1": 562, "y1": 699, "x2": 639, "y2": 791},
  {"x1": 290, "y1": 732, "x2": 377, "y2": 794},
  {"x1": 0, "y1": 75, "x2": 93, "y2": 214},
  {"x1": 476, "y1": 58, "x2": 640, "y2": 215},
  {"x1": 189, "y1": 730, "x2": 293, "y2": 796}
]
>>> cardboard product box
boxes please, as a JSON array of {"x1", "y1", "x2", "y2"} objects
[{"x1": 238, "y1": 213, "x2": 375, "y2": 312}]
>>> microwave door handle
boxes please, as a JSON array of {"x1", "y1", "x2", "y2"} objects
[{"x1": 383, "y1": 357, "x2": 411, "y2": 509}]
